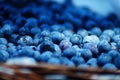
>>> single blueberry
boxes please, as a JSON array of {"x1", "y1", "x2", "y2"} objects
[
  {"x1": 39, "y1": 51, "x2": 53, "y2": 62},
  {"x1": 87, "y1": 58, "x2": 97, "y2": 66},
  {"x1": 0, "y1": 38, "x2": 8, "y2": 45},
  {"x1": 63, "y1": 47, "x2": 76, "y2": 58},
  {"x1": 90, "y1": 27, "x2": 102, "y2": 36},
  {"x1": 97, "y1": 40, "x2": 111, "y2": 52},
  {"x1": 102, "y1": 29, "x2": 115, "y2": 38},
  {"x1": 0, "y1": 50, "x2": 9, "y2": 62},
  {"x1": 51, "y1": 24, "x2": 65, "y2": 32},
  {"x1": 71, "y1": 56, "x2": 85, "y2": 65},
  {"x1": 77, "y1": 29, "x2": 88, "y2": 37},
  {"x1": 30, "y1": 27, "x2": 41, "y2": 35},
  {"x1": 19, "y1": 27, "x2": 30, "y2": 35},
  {"x1": 108, "y1": 50, "x2": 120, "y2": 59},
  {"x1": 51, "y1": 31, "x2": 64, "y2": 44},
  {"x1": 54, "y1": 44, "x2": 62, "y2": 57},
  {"x1": 33, "y1": 51, "x2": 41, "y2": 61},
  {"x1": 39, "y1": 40, "x2": 55, "y2": 53},
  {"x1": 70, "y1": 34, "x2": 82, "y2": 45},
  {"x1": 24, "y1": 17, "x2": 38, "y2": 29},
  {"x1": 102, "y1": 63, "x2": 117, "y2": 70},
  {"x1": 81, "y1": 49, "x2": 92, "y2": 60},
  {"x1": 59, "y1": 40, "x2": 72, "y2": 50},
  {"x1": 83, "y1": 35, "x2": 100, "y2": 44},
  {"x1": 18, "y1": 46, "x2": 34, "y2": 57},
  {"x1": 97, "y1": 53, "x2": 112, "y2": 66}
]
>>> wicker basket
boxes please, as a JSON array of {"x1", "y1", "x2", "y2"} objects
[{"x1": 0, "y1": 63, "x2": 120, "y2": 80}]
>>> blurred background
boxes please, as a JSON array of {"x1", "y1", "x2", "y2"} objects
[{"x1": 47, "y1": 0, "x2": 119, "y2": 16}]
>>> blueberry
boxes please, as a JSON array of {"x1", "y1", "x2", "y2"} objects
[
  {"x1": 77, "y1": 29, "x2": 88, "y2": 37},
  {"x1": 39, "y1": 51, "x2": 53, "y2": 62},
  {"x1": 39, "y1": 14, "x2": 51, "y2": 24},
  {"x1": 0, "y1": 38, "x2": 8, "y2": 45},
  {"x1": 39, "y1": 40, "x2": 55, "y2": 53},
  {"x1": 83, "y1": 35, "x2": 100, "y2": 44},
  {"x1": 30, "y1": 27, "x2": 41, "y2": 35},
  {"x1": 51, "y1": 31, "x2": 64, "y2": 44},
  {"x1": 83, "y1": 43, "x2": 99, "y2": 56},
  {"x1": 0, "y1": 50, "x2": 9, "y2": 62},
  {"x1": 97, "y1": 40, "x2": 111, "y2": 52},
  {"x1": 63, "y1": 47, "x2": 76, "y2": 58},
  {"x1": 24, "y1": 18, "x2": 38, "y2": 29},
  {"x1": 17, "y1": 35, "x2": 33, "y2": 46},
  {"x1": 81, "y1": 49, "x2": 92, "y2": 60},
  {"x1": 99, "y1": 34, "x2": 111, "y2": 42},
  {"x1": 47, "y1": 57, "x2": 61, "y2": 65},
  {"x1": 62, "y1": 30, "x2": 73, "y2": 40},
  {"x1": 85, "y1": 20, "x2": 97, "y2": 30},
  {"x1": 70, "y1": 34, "x2": 82, "y2": 45},
  {"x1": 6, "y1": 57, "x2": 37, "y2": 65},
  {"x1": 90, "y1": 27, "x2": 102, "y2": 36},
  {"x1": 59, "y1": 40, "x2": 72, "y2": 50},
  {"x1": 1, "y1": 24, "x2": 14, "y2": 35},
  {"x1": 97, "y1": 53, "x2": 112, "y2": 66},
  {"x1": 87, "y1": 58, "x2": 97, "y2": 67},
  {"x1": 114, "y1": 56, "x2": 120, "y2": 69},
  {"x1": 0, "y1": 44, "x2": 7, "y2": 50},
  {"x1": 112, "y1": 35, "x2": 120, "y2": 42},
  {"x1": 7, "y1": 46, "x2": 17, "y2": 56},
  {"x1": 102, "y1": 29, "x2": 115, "y2": 38},
  {"x1": 102, "y1": 63, "x2": 117, "y2": 70},
  {"x1": 18, "y1": 46, "x2": 34, "y2": 57},
  {"x1": 71, "y1": 56, "x2": 85, "y2": 65},
  {"x1": 108, "y1": 50, "x2": 119, "y2": 59}
]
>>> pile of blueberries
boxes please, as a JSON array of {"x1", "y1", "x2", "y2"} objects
[{"x1": 1, "y1": 0, "x2": 120, "y2": 70}]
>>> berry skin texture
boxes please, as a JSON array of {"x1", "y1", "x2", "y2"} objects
[{"x1": 112, "y1": 35, "x2": 120, "y2": 43}]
